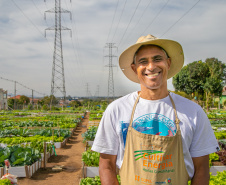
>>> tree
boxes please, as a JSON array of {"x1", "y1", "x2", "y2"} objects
[
  {"x1": 173, "y1": 58, "x2": 226, "y2": 110},
  {"x1": 18, "y1": 95, "x2": 30, "y2": 105},
  {"x1": 7, "y1": 99, "x2": 17, "y2": 109},
  {"x1": 173, "y1": 60, "x2": 209, "y2": 97},
  {"x1": 69, "y1": 100, "x2": 82, "y2": 108},
  {"x1": 40, "y1": 95, "x2": 58, "y2": 105},
  {"x1": 203, "y1": 58, "x2": 226, "y2": 110}
]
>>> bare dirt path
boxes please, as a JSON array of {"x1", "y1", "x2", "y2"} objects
[{"x1": 17, "y1": 113, "x2": 89, "y2": 185}]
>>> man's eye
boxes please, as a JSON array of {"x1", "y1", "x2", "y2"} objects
[
  {"x1": 139, "y1": 60, "x2": 148, "y2": 64},
  {"x1": 154, "y1": 58, "x2": 162, "y2": 62}
]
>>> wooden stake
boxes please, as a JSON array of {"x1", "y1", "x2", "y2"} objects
[
  {"x1": 52, "y1": 129, "x2": 54, "y2": 142},
  {"x1": 1, "y1": 168, "x2": 3, "y2": 177},
  {"x1": 25, "y1": 165, "x2": 30, "y2": 178},
  {"x1": 44, "y1": 142, "x2": 46, "y2": 169}
]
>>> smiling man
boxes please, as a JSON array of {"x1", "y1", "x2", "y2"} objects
[{"x1": 91, "y1": 34, "x2": 219, "y2": 185}]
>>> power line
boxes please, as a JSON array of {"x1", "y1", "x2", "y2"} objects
[
  {"x1": 141, "y1": 0, "x2": 170, "y2": 36},
  {"x1": 117, "y1": 0, "x2": 142, "y2": 48},
  {"x1": 68, "y1": 1, "x2": 88, "y2": 88},
  {"x1": 160, "y1": 0, "x2": 201, "y2": 37},
  {"x1": 31, "y1": 0, "x2": 43, "y2": 16},
  {"x1": 106, "y1": 0, "x2": 120, "y2": 43},
  {"x1": 120, "y1": 0, "x2": 153, "y2": 48},
  {"x1": 0, "y1": 76, "x2": 45, "y2": 96},
  {"x1": 111, "y1": 0, "x2": 128, "y2": 42},
  {"x1": 10, "y1": 0, "x2": 44, "y2": 37}
]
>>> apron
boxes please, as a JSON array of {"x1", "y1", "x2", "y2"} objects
[{"x1": 119, "y1": 93, "x2": 189, "y2": 185}]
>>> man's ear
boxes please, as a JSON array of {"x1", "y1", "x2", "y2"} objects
[
  {"x1": 131, "y1": 64, "x2": 137, "y2": 74},
  {"x1": 167, "y1": 58, "x2": 171, "y2": 70}
]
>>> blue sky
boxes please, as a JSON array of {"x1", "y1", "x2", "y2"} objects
[{"x1": 0, "y1": 0, "x2": 226, "y2": 98}]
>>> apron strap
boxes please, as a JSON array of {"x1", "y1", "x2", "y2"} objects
[
  {"x1": 168, "y1": 93, "x2": 181, "y2": 128},
  {"x1": 129, "y1": 92, "x2": 140, "y2": 128},
  {"x1": 129, "y1": 92, "x2": 181, "y2": 129}
]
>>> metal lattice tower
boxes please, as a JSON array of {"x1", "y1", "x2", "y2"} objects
[
  {"x1": 104, "y1": 43, "x2": 117, "y2": 99},
  {"x1": 44, "y1": 0, "x2": 72, "y2": 100}
]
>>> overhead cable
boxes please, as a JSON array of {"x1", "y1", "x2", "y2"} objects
[
  {"x1": 111, "y1": 0, "x2": 128, "y2": 42},
  {"x1": 117, "y1": 0, "x2": 142, "y2": 48},
  {"x1": 106, "y1": 0, "x2": 120, "y2": 43},
  {"x1": 160, "y1": 0, "x2": 201, "y2": 37},
  {"x1": 140, "y1": 0, "x2": 170, "y2": 36},
  {"x1": 120, "y1": 0, "x2": 153, "y2": 48}
]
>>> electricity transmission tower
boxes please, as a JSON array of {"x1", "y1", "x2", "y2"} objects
[
  {"x1": 85, "y1": 83, "x2": 92, "y2": 98},
  {"x1": 104, "y1": 43, "x2": 117, "y2": 99},
  {"x1": 44, "y1": 0, "x2": 72, "y2": 100}
]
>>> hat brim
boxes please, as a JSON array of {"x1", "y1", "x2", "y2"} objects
[{"x1": 119, "y1": 39, "x2": 184, "y2": 83}]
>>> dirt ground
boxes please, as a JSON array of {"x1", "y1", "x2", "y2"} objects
[{"x1": 17, "y1": 113, "x2": 89, "y2": 185}]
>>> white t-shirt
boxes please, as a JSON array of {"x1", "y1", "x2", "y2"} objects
[{"x1": 91, "y1": 92, "x2": 219, "y2": 179}]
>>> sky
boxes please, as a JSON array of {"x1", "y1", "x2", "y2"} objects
[{"x1": 0, "y1": 0, "x2": 226, "y2": 98}]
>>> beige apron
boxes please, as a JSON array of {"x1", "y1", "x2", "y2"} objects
[{"x1": 119, "y1": 93, "x2": 189, "y2": 185}]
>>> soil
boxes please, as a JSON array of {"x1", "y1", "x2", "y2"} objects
[
  {"x1": 17, "y1": 113, "x2": 89, "y2": 185},
  {"x1": 212, "y1": 161, "x2": 224, "y2": 166}
]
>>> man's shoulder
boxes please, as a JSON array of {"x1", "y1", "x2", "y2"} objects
[
  {"x1": 107, "y1": 92, "x2": 137, "y2": 109},
  {"x1": 171, "y1": 92, "x2": 202, "y2": 111}
]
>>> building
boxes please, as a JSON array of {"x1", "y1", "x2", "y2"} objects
[{"x1": 0, "y1": 88, "x2": 8, "y2": 110}]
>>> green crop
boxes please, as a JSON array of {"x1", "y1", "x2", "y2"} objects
[
  {"x1": 0, "y1": 145, "x2": 41, "y2": 167},
  {"x1": 0, "y1": 179, "x2": 12, "y2": 185},
  {"x1": 82, "y1": 149, "x2": 100, "y2": 167},
  {"x1": 0, "y1": 135, "x2": 64, "y2": 145},
  {"x1": 82, "y1": 126, "x2": 98, "y2": 142},
  {"x1": 79, "y1": 175, "x2": 120, "y2": 185}
]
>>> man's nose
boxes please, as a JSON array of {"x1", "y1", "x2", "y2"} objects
[{"x1": 146, "y1": 61, "x2": 155, "y2": 70}]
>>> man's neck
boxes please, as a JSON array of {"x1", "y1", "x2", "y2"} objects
[{"x1": 139, "y1": 86, "x2": 169, "y2": 100}]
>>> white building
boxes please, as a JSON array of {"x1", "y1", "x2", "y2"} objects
[{"x1": 0, "y1": 88, "x2": 8, "y2": 110}]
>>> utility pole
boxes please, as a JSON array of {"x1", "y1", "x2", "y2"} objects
[
  {"x1": 44, "y1": 0, "x2": 72, "y2": 102},
  {"x1": 14, "y1": 81, "x2": 16, "y2": 110},
  {"x1": 31, "y1": 89, "x2": 34, "y2": 109},
  {"x1": 104, "y1": 43, "x2": 117, "y2": 100}
]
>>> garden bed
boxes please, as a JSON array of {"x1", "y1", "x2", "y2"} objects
[{"x1": 0, "y1": 161, "x2": 41, "y2": 178}]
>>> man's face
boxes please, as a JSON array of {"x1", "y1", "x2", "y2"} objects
[{"x1": 131, "y1": 45, "x2": 171, "y2": 91}]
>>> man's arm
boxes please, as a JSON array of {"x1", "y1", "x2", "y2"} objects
[
  {"x1": 99, "y1": 153, "x2": 119, "y2": 185},
  {"x1": 191, "y1": 155, "x2": 209, "y2": 185}
]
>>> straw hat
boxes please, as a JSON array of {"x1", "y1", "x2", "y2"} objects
[{"x1": 119, "y1": 34, "x2": 184, "y2": 83}]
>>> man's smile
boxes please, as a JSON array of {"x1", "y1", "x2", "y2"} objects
[{"x1": 144, "y1": 71, "x2": 161, "y2": 78}]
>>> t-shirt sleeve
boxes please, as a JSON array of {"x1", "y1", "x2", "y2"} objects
[
  {"x1": 91, "y1": 106, "x2": 119, "y2": 155},
  {"x1": 189, "y1": 109, "x2": 219, "y2": 157}
]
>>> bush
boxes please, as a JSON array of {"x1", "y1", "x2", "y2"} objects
[
  {"x1": 27, "y1": 104, "x2": 33, "y2": 110},
  {"x1": 42, "y1": 105, "x2": 49, "y2": 111}
]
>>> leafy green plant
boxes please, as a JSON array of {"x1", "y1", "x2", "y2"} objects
[
  {"x1": 79, "y1": 175, "x2": 120, "y2": 185},
  {"x1": 209, "y1": 152, "x2": 220, "y2": 167},
  {"x1": 215, "y1": 131, "x2": 226, "y2": 140},
  {"x1": 0, "y1": 179, "x2": 12, "y2": 185},
  {"x1": 0, "y1": 135, "x2": 64, "y2": 145},
  {"x1": 0, "y1": 145, "x2": 41, "y2": 167},
  {"x1": 82, "y1": 149, "x2": 100, "y2": 167},
  {"x1": 82, "y1": 126, "x2": 98, "y2": 142}
]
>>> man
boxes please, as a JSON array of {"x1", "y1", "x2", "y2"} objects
[{"x1": 91, "y1": 34, "x2": 219, "y2": 185}]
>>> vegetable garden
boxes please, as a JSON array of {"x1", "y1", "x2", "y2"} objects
[
  {"x1": 0, "y1": 110, "x2": 84, "y2": 184},
  {"x1": 0, "y1": 107, "x2": 226, "y2": 184}
]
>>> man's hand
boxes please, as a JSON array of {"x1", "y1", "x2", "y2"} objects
[
  {"x1": 99, "y1": 153, "x2": 119, "y2": 185},
  {"x1": 191, "y1": 155, "x2": 209, "y2": 185}
]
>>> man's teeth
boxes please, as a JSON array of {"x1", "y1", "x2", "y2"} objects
[{"x1": 146, "y1": 73, "x2": 159, "y2": 77}]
